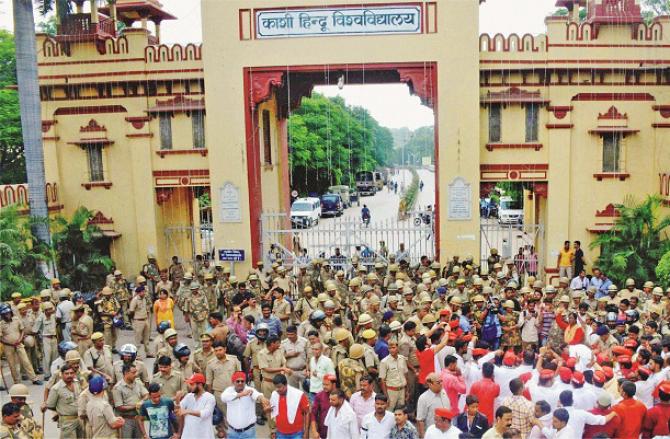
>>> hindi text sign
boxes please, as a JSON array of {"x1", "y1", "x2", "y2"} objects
[
  {"x1": 448, "y1": 177, "x2": 472, "y2": 220},
  {"x1": 256, "y1": 6, "x2": 422, "y2": 39},
  {"x1": 220, "y1": 182, "x2": 241, "y2": 223}
]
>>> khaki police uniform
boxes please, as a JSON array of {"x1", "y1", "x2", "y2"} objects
[
  {"x1": 71, "y1": 313, "x2": 94, "y2": 356},
  {"x1": 152, "y1": 370, "x2": 185, "y2": 399},
  {"x1": 281, "y1": 336, "x2": 308, "y2": 389},
  {"x1": 83, "y1": 345, "x2": 114, "y2": 380},
  {"x1": 272, "y1": 298, "x2": 291, "y2": 333},
  {"x1": 46, "y1": 379, "x2": 82, "y2": 439},
  {"x1": 193, "y1": 347, "x2": 215, "y2": 374},
  {"x1": 184, "y1": 292, "x2": 209, "y2": 348},
  {"x1": 0, "y1": 317, "x2": 37, "y2": 382},
  {"x1": 96, "y1": 296, "x2": 120, "y2": 348},
  {"x1": 86, "y1": 395, "x2": 118, "y2": 439},
  {"x1": 379, "y1": 354, "x2": 408, "y2": 411},
  {"x1": 243, "y1": 338, "x2": 265, "y2": 392},
  {"x1": 128, "y1": 294, "x2": 150, "y2": 356},
  {"x1": 258, "y1": 348, "x2": 287, "y2": 399},
  {"x1": 112, "y1": 378, "x2": 148, "y2": 438},
  {"x1": 206, "y1": 354, "x2": 241, "y2": 432},
  {"x1": 32, "y1": 309, "x2": 58, "y2": 379},
  {"x1": 113, "y1": 360, "x2": 149, "y2": 385},
  {"x1": 0, "y1": 420, "x2": 33, "y2": 439},
  {"x1": 398, "y1": 332, "x2": 419, "y2": 412}
]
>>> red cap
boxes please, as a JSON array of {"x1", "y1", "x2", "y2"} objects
[
  {"x1": 596, "y1": 353, "x2": 609, "y2": 364},
  {"x1": 659, "y1": 382, "x2": 670, "y2": 395},
  {"x1": 231, "y1": 371, "x2": 246, "y2": 382},
  {"x1": 638, "y1": 367, "x2": 652, "y2": 378},
  {"x1": 540, "y1": 369, "x2": 555, "y2": 380},
  {"x1": 565, "y1": 357, "x2": 577, "y2": 369},
  {"x1": 435, "y1": 407, "x2": 456, "y2": 420},
  {"x1": 186, "y1": 373, "x2": 206, "y2": 385},
  {"x1": 472, "y1": 348, "x2": 489, "y2": 358},
  {"x1": 460, "y1": 334, "x2": 473, "y2": 342},
  {"x1": 571, "y1": 371, "x2": 585, "y2": 385},
  {"x1": 654, "y1": 381, "x2": 670, "y2": 398},
  {"x1": 623, "y1": 339, "x2": 638, "y2": 349},
  {"x1": 448, "y1": 332, "x2": 457, "y2": 342},
  {"x1": 624, "y1": 370, "x2": 637, "y2": 380},
  {"x1": 503, "y1": 352, "x2": 517, "y2": 367},
  {"x1": 519, "y1": 372, "x2": 533, "y2": 384},
  {"x1": 449, "y1": 320, "x2": 460, "y2": 329},
  {"x1": 612, "y1": 346, "x2": 632, "y2": 357},
  {"x1": 558, "y1": 366, "x2": 572, "y2": 383},
  {"x1": 323, "y1": 374, "x2": 337, "y2": 383},
  {"x1": 602, "y1": 366, "x2": 614, "y2": 380},
  {"x1": 593, "y1": 370, "x2": 607, "y2": 384},
  {"x1": 439, "y1": 309, "x2": 451, "y2": 316},
  {"x1": 618, "y1": 355, "x2": 632, "y2": 365}
]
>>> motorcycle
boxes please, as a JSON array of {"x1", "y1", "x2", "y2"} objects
[{"x1": 414, "y1": 212, "x2": 432, "y2": 226}]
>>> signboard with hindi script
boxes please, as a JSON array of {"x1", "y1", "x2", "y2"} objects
[{"x1": 255, "y1": 6, "x2": 422, "y2": 39}]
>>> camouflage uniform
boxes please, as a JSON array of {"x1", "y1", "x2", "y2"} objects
[
  {"x1": 338, "y1": 358, "x2": 366, "y2": 398},
  {"x1": 96, "y1": 293, "x2": 120, "y2": 348},
  {"x1": 184, "y1": 289, "x2": 209, "y2": 349}
]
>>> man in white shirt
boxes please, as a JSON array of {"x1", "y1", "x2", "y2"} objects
[
  {"x1": 417, "y1": 373, "x2": 451, "y2": 437},
  {"x1": 176, "y1": 373, "x2": 216, "y2": 439},
  {"x1": 308, "y1": 343, "x2": 336, "y2": 395},
  {"x1": 360, "y1": 394, "x2": 395, "y2": 439},
  {"x1": 220, "y1": 371, "x2": 270, "y2": 438},
  {"x1": 528, "y1": 401, "x2": 553, "y2": 439},
  {"x1": 325, "y1": 389, "x2": 360, "y2": 439},
  {"x1": 558, "y1": 390, "x2": 616, "y2": 438},
  {"x1": 570, "y1": 270, "x2": 589, "y2": 292},
  {"x1": 424, "y1": 407, "x2": 461, "y2": 439},
  {"x1": 539, "y1": 408, "x2": 576, "y2": 439},
  {"x1": 350, "y1": 376, "x2": 376, "y2": 428}
]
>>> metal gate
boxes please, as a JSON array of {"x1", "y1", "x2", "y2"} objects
[
  {"x1": 261, "y1": 211, "x2": 435, "y2": 271},
  {"x1": 480, "y1": 220, "x2": 545, "y2": 275},
  {"x1": 164, "y1": 222, "x2": 215, "y2": 265}
]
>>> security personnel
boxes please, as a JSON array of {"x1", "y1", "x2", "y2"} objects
[
  {"x1": 257, "y1": 334, "x2": 289, "y2": 404},
  {"x1": 86, "y1": 376, "x2": 124, "y2": 438},
  {"x1": 379, "y1": 340, "x2": 408, "y2": 411},
  {"x1": 96, "y1": 287, "x2": 120, "y2": 349},
  {"x1": 331, "y1": 328, "x2": 351, "y2": 368},
  {"x1": 183, "y1": 283, "x2": 209, "y2": 348},
  {"x1": 338, "y1": 344, "x2": 367, "y2": 398},
  {"x1": 203, "y1": 273, "x2": 218, "y2": 311},
  {"x1": 113, "y1": 345, "x2": 149, "y2": 386},
  {"x1": 0, "y1": 401, "x2": 36, "y2": 439},
  {"x1": 111, "y1": 363, "x2": 148, "y2": 439},
  {"x1": 83, "y1": 332, "x2": 114, "y2": 381},
  {"x1": 43, "y1": 363, "x2": 82, "y2": 439},
  {"x1": 176, "y1": 272, "x2": 193, "y2": 311},
  {"x1": 168, "y1": 256, "x2": 185, "y2": 294},
  {"x1": 108, "y1": 270, "x2": 129, "y2": 322},
  {"x1": 361, "y1": 329, "x2": 380, "y2": 381},
  {"x1": 205, "y1": 340, "x2": 241, "y2": 435},
  {"x1": 294, "y1": 287, "x2": 319, "y2": 322},
  {"x1": 155, "y1": 271, "x2": 172, "y2": 302},
  {"x1": 155, "y1": 328, "x2": 179, "y2": 366},
  {"x1": 272, "y1": 288, "x2": 291, "y2": 333},
  {"x1": 141, "y1": 254, "x2": 160, "y2": 299},
  {"x1": 243, "y1": 324, "x2": 268, "y2": 396},
  {"x1": 173, "y1": 344, "x2": 197, "y2": 377},
  {"x1": 17, "y1": 304, "x2": 39, "y2": 376},
  {"x1": 70, "y1": 305, "x2": 93, "y2": 356},
  {"x1": 128, "y1": 286, "x2": 151, "y2": 358},
  {"x1": 151, "y1": 356, "x2": 185, "y2": 399},
  {"x1": 0, "y1": 305, "x2": 40, "y2": 385},
  {"x1": 192, "y1": 333, "x2": 215, "y2": 373},
  {"x1": 280, "y1": 326, "x2": 309, "y2": 389}
]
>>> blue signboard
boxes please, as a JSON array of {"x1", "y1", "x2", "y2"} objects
[{"x1": 218, "y1": 249, "x2": 245, "y2": 262}]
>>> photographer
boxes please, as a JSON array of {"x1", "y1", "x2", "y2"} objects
[{"x1": 519, "y1": 300, "x2": 540, "y2": 352}]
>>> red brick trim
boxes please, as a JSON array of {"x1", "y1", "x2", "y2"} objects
[
  {"x1": 546, "y1": 124, "x2": 573, "y2": 129},
  {"x1": 126, "y1": 133, "x2": 153, "y2": 138}
]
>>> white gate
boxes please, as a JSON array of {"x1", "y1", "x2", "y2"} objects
[
  {"x1": 164, "y1": 222, "x2": 215, "y2": 265},
  {"x1": 480, "y1": 220, "x2": 545, "y2": 276},
  {"x1": 261, "y1": 211, "x2": 435, "y2": 271}
]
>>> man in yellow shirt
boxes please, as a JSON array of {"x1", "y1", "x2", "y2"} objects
[{"x1": 557, "y1": 240, "x2": 574, "y2": 280}]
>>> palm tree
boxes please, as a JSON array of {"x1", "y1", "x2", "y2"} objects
[
  {"x1": 590, "y1": 195, "x2": 670, "y2": 285},
  {"x1": 12, "y1": 0, "x2": 53, "y2": 246}
]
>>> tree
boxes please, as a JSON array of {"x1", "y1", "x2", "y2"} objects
[
  {"x1": 591, "y1": 195, "x2": 670, "y2": 286},
  {"x1": 643, "y1": 0, "x2": 670, "y2": 16},
  {"x1": 0, "y1": 30, "x2": 26, "y2": 184},
  {"x1": 13, "y1": 0, "x2": 55, "y2": 247},
  {"x1": 0, "y1": 207, "x2": 49, "y2": 300},
  {"x1": 51, "y1": 207, "x2": 114, "y2": 291}
]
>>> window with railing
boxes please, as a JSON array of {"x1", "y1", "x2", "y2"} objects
[
  {"x1": 192, "y1": 110, "x2": 205, "y2": 149},
  {"x1": 159, "y1": 113, "x2": 173, "y2": 150},
  {"x1": 602, "y1": 132, "x2": 622, "y2": 172},
  {"x1": 86, "y1": 144, "x2": 104, "y2": 182},
  {"x1": 488, "y1": 104, "x2": 501, "y2": 142},
  {"x1": 525, "y1": 104, "x2": 539, "y2": 142}
]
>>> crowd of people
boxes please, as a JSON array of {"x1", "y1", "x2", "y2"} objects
[{"x1": 3, "y1": 246, "x2": 670, "y2": 439}]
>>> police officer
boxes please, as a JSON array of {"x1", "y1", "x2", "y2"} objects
[
  {"x1": 173, "y1": 343, "x2": 197, "y2": 377},
  {"x1": 113, "y1": 345, "x2": 149, "y2": 386},
  {"x1": 141, "y1": 254, "x2": 160, "y2": 299},
  {"x1": 184, "y1": 283, "x2": 209, "y2": 348},
  {"x1": 152, "y1": 355, "x2": 185, "y2": 399},
  {"x1": 338, "y1": 344, "x2": 367, "y2": 398},
  {"x1": 86, "y1": 376, "x2": 124, "y2": 437},
  {"x1": 96, "y1": 287, "x2": 120, "y2": 350},
  {"x1": 205, "y1": 340, "x2": 241, "y2": 435},
  {"x1": 0, "y1": 305, "x2": 40, "y2": 385},
  {"x1": 193, "y1": 333, "x2": 215, "y2": 373},
  {"x1": 128, "y1": 286, "x2": 151, "y2": 358},
  {"x1": 112, "y1": 363, "x2": 148, "y2": 439},
  {"x1": 70, "y1": 305, "x2": 93, "y2": 356},
  {"x1": 156, "y1": 329, "x2": 179, "y2": 366},
  {"x1": 17, "y1": 304, "x2": 40, "y2": 376},
  {"x1": 242, "y1": 324, "x2": 268, "y2": 425},
  {"x1": 379, "y1": 340, "x2": 408, "y2": 411},
  {"x1": 203, "y1": 273, "x2": 218, "y2": 312},
  {"x1": 43, "y1": 364, "x2": 82, "y2": 439},
  {"x1": 280, "y1": 325, "x2": 309, "y2": 389},
  {"x1": 83, "y1": 332, "x2": 114, "y2": 381},
  {"x1": 108, "y1": 270, "x2": 129, "y2": 322},
  {"x1": 0, "y1": 402, "x2": 34, "y2": 439}
]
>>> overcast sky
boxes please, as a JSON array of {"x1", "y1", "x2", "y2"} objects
[{"x1": 0, "y1": 0, "x2": 559, "y2": 130}]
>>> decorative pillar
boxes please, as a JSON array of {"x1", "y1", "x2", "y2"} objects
[
  {"x1": 110, "y1": 1, "x2": 117, "y2": 21},
  {"x1": 90, "y1": 0, "x2": 98, "y2": 23},
  {"x1": 154, "y1": 20, "x2": 162, "y2": 43}
]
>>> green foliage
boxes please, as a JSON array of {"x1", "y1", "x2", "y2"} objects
[
  {"x1": 0, "y1": 30, "x2": 25, "y2": 184},
  {"x1": 399, "y1": 168, "x2": 420, "y2": 216},
  {"x1": 288, "y1": 94, "x2": 393, "y2": 194},
  {"x1": 591, "y1": 195, "x2": 670, "y2": 286},
  {"x1": 51, "y1": 207, "x2": 114, "y2": 292},
  {"x1": 553, "y1": 7, "x2": 588, "y2": 21},
  {"x1": 655, "y1": 250, "x2": 670, "y2": 288},
  {"x1": 392, "y1": 126, "x2": 434, "y2": 166},
  {"x1": 0, "y1": 207, "x2": 49, "y2": 300}
]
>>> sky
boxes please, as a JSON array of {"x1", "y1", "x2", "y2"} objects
[{"x1": 0, "y1": 0, "x2": 558, "y2": 130}]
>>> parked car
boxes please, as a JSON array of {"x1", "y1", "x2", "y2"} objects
[
  {"x1": 320, "y1": 193, "x2": 344, "y2": 217},
  {"x1": 373, "y1": 171, "x2": 384, "y2": 191},
  {"x1": 498, "y1": 196, "x2": 523, "y2": 224},
  {"x1": 356, "y1": 171, "x2": 377, "y2": 196},
  {"x1": 328, "y1": 185, "x2": 352, "y2": 208},
  {"x1": 290, "y1": 197, "x2": 321, "y2": 228}
]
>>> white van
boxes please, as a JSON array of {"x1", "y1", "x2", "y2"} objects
[
  {"x1": 498, "y1": 196, "x2": 523, "y2": 224},
  {"x1": 290, "y1": 197, "x2": 321, "y2": 228}
]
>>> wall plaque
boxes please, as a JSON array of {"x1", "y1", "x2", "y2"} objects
[
  {"x1": 448, "y1": 177, "x2": 472, "y2": 220},
  {"x1": 220, "y1": 182, "x2": 241, "y2": 223}
]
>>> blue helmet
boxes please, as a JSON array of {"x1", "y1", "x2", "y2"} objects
[
  {"x1": 88, "y1": 375, "x2": 107, "y2": 394},
  {"x1": 0, "y1": 304, "x2": 11, "y2": 315},
  {"x1": 157, "y1": 320, "x2": 172, "y2": 334},
  {"x1": 58, "y1": 341, "x2": 77, "y2": 358},
  {"x1": 173, "y1": 343, "x2": 191, "y2": 359},
  {"x1": 112, "y1": 315, "x2": 124, "y2": 328}
]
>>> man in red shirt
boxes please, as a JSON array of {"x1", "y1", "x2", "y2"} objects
[
  {"x1": 584, "y1": 393, "x2": 621, "y2": 439},
  {"x1": 612, "y1": 381, "x2": 647, "y2": 439},
  {"x1": 469, "y1": 362, "x2": 499, "y2": 424},
  {"x1": 310, "y1": 374, "x2": 337, "y2": 439},
  {"x1": 642, "y1": 382, "x2": 670, "y2": 439},
  {"x1": 271, "y1": 374, "x2": 310, "y2": 439},
  {"x1": 440, "y1": 355, "x2": 466, "y2": 411}
]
